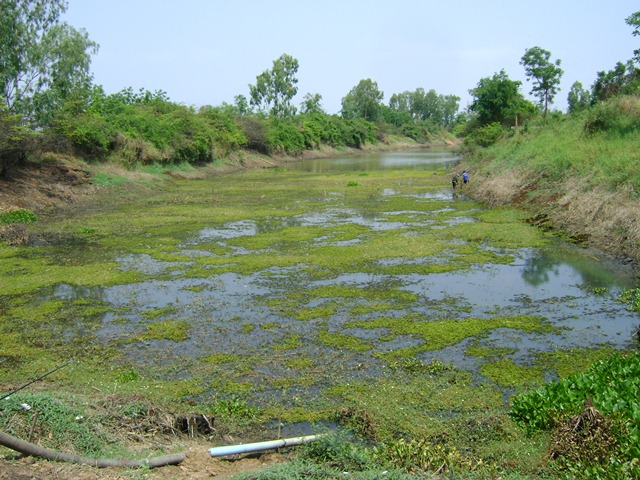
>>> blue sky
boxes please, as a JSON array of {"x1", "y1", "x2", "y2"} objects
[{"x1": 62, "y1": 0, "x2": 638, "y2": 114}]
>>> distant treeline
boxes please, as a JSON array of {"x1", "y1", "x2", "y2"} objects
[{"x1": 1, "y1": 1, "x2": 639, "y2": 177}]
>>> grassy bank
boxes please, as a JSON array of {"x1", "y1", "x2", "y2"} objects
[{"x1": 462, "y1": 95, "x2": 640, "y2": 265}]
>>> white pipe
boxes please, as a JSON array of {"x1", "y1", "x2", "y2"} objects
[{"x1": 209, "y1": 434, "x2": 324, "y2": 457}]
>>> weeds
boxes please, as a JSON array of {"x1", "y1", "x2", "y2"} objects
[{"x1": 0, "y1": 209, "x2": 37, "y2": 224}]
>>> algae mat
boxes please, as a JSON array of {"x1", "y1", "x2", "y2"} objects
[{"x1": 1, "y1": 151, "x2": 638, "y2": 426}]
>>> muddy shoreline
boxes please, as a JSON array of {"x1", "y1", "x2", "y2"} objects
[{"x1": 457, "y1": 163, "x2": 640, "y2": 279}]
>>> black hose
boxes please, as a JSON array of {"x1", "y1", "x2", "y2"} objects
[{"x1": 0, "y1": 429, "x2": 185, "y2": 468}]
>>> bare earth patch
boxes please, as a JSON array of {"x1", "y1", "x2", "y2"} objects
[{"x1": 0, "y1": 448, "x2": 287, "y2": 480}]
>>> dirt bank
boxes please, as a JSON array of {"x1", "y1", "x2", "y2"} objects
[{"x1": 461, "y1": 165, "x2": 640, "y2": 273}]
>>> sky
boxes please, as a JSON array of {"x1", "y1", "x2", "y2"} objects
[{"x1": 62, "y1": 0, "x2": 639, "y2": 114}]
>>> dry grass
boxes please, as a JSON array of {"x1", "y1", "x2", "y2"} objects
[
  {"x1": 555, "y1": 179, "x2": 640, "y2": 260},
  {"x1": 550, "y1": 404, "x2": 619, "y2": 467},
  {"x1": 464, "y1": 163, "x2": 640, "y2": 263},
  {"x1": 465, "y1": 168, "x2": 533, "y2": 207}
]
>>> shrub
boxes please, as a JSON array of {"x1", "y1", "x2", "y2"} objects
[
  {"x1": 583, "y1": 95, "x2": 640, "y2": 137},
  {"x1": 52, "y1": 111, "x2": 114, "y2": 158},
  {"x1": 464, "y1": 122, "x2": 507, "y2": 147},
  {"x1": 198, "y1": 106, "x2": 247, "y2": 158},
  {"x1": 237, "y1": 117, "x2": 268, "y2": 153},
  {"x1": 0, "y1": 106, "x2": 33, "y2": 176},
  {"x1": 265, "y1": 118, "x2": 305, "y2": 155}
]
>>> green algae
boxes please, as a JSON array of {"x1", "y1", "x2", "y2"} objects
[
  {"x1": 352, "y1": 315, "x2": 557, "y2": 361},
  {"x1": 2, "y1": 151, "x2": 632, "y2": 446},
  {"x1": 534, "y1": 347, "x2": 617, "y2": 378},
  {"x1": 140, "y1": 319, "x2": 189, "y2": 342},
  {"x1": 327, "y1": 365, "x2": 504, "y2": 442},
  {"x1": 316, "y1": 327, "x2": 373, "y2": 352},
  {"x1": 465, "y1": 344, "x2": 517, "y2": 358},
  {"x1": 480, "y1": 359, "x2": 546, "y2": 388}
]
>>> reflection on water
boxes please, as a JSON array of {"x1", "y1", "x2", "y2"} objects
[{"x1": 286, "y1": 149, "x2": 459, "y2": 172}]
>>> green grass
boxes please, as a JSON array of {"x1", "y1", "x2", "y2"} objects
[{"x1": 472, "y1": 97, "x2": 640, "y2": 194}]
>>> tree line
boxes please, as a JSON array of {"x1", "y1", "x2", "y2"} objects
[{"x1": 1, "y1": 1, "x2": 639, "y2": 175}]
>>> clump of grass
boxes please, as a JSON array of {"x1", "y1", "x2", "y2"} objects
[
  {"x1": 0, "y1": 393, "x2": 106, "y2": 456},
  {"x1": 0, "y1": 209, "x2": 37, "y2": 224},
  {"x1": 210, "y1": 396, "x2": 261, "y2": 421},
  {"x1": 373, "y1": 437, "x2": 462, "y2": 475}
]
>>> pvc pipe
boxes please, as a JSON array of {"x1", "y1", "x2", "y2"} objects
[{"x1": 209, "y1": 434, "x2": 324, "y2": 457}]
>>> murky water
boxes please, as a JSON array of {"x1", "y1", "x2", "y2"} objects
[{"x1": 41, "y1": 150, "x2": 640, "y2": 403}]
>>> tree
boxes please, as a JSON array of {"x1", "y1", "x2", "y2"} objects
[
  {"x1": 0, "y1": 0, "x2": 98, "y2": 124},
  {"x1": 468, "y1": 70, "x2": 531, "y2": 126},
  {"x1": 567, "y1": 81, "x2": 591, "y2": 114},
  {"x1": 341, "y1": 79, "x2": 383, "y2": 121},
  {"x1": 592, "y1": 60, "x2": 640, "y2": 102},
  {"x1": 389, "y1": 91, "x2": 412, "y2": 114},
  {"x1": 249, "y1": 53, "x2": 299, "y2": 118},
  {"x1": 440, "y1": 94, "x2": 461, "y2": 128},
  {"x1": 520, "y1": 46, "x2": 563, "y2": 119},
  {"x1": 388, "y1": 88, "x2": 460, "y2": 129},
  {"x1": 233, "y1": 94, "x2": 250, "y2": 115},
  {"x1": 627, "y1": 10, "x2": 640, "y2": 63},
  {"x1": 300, "y1": 92, "x2": 324, "y2": 114}
]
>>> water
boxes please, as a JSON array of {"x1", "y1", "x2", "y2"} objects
[
  {"x1": 41, "y1": 150, "x2": 640, "y2": 402},
  {"x1": 285, "y1": 149, "x2": 460, "y2": 172}
]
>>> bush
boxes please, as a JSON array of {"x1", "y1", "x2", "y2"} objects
[
  {"x1": 510, "y1": 351, "x2": 640, "y2": 477},
  {"x1": 52, "y1": 111, "x2": 115, "y2": 158},
  {"x1": 265, "y1": 118, "x2": 305, "y2": 155},
  {"x1": 464, "y1": 122, "x2": 508, "y2": 147},
  {"x1": 583, "y1": 95, "x2": 640, "y2": 137},
  {"x1": 0, "y1": 106, "x2": 32, "y2": 176},
  {"x1": 198, "y1": 106, "x2": 247, "y2": 158},
  {"x1": 237, "y1": 117, "x2": 268, "y2": 153}
]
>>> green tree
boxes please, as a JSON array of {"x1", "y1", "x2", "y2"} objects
[
  {"x1": 0, "y1": 104, "x2": 31, "y2": 176},
  {"x1": 388, "y1": 91, "x2": 412, "y2": 115},
  {"x1": 567, "y1": 81, "x2": 591, "y2": 114},
  {"x1": 592, "y1": 60, "x2": 640, "y2": 102},
  {"x1": 520, "y1": 46, "x2": 563, "y2": 119},
  {"x1": 468, "y1": 70, "x2": 531, "y2": 126},
  {"x1": 233, "y1": 94, "x2": 249, "y2": 115},
  {"x1": 0, "y1": 0, "x2": 98, "y2": 124},
  {"x1": 249, "y1": 53, "x2": 299, "y2": 118},
  {"x1": 627, "y1": 10, "x2": 640, "y2": 63},
  {"x1": 341, "y1": 79, "x2": 384, "y2": 122},
  {"x1": 300, "y1": 92, "x2": 324, "y2": 114},
  {"x1": 388, "y1": 88, "x2": 459, "y2": 129},
  {"x1": 441, "y1": 94, "x2": 461, "y2": 128}
]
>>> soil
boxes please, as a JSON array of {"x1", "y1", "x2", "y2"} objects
[{"x1": 0, "y1": 447, "x2": 289, "y2": 480}]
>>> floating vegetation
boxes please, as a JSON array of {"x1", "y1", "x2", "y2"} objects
[
  {"x1": 140, "y1": 319, "x2": 189, "y2": 342},
  {"x1": 1, "y1": 150, "x2": 638, "y2": 440}
]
